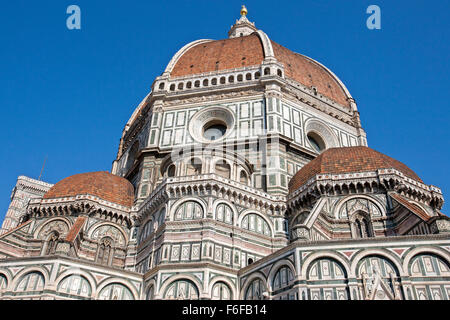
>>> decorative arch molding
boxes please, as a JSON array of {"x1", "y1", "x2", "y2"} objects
[
  {"x1": 10, "y1": 266, "x2": 50, "y2": 292},
  {"x1": 87, "y1": 222, "x2": 128, "y2": 247},
  {"x1": 239, "y1": 271, "x2": 268, "y2": 300},
  {"x1": 158, "y1": 274, "x2": 204, "y2": 298},
  {"x1": 300, "y1": 251, "x2": 350, "y2": 278},
  {"x1": 237, "y1": 210, "x2": 274, "y2": 237},
  {"x1": 212, "y1": 199, "x2": 239, "y2": 226},
  {"x1": 164, "y1": 39, "x2": 214, "y2": 75},
  {"x1": 168, "y1": 197, "x2": 207, "y2": 221},
  {"x1": 34, "y1": 217, "x2": 72, "y2": 239},
  {"x1": 207, "y1": 276, "x2": 237, "y2": 300},
  {"x1": 402, "y1": 246, "x2": 450, "y2": 275},
  {"x1": 94, "y1": 278, "x2": 139, "y2": 300},
  {"x1": 333, "y1": 194, "x2": 387, "y2": 219},
  {"x1": 304, "y1": 118, "x2": 339, "y2": 150},
  {"x1": 144, "y1": 278, "x2": 157, "y2": 300},
  {"x1": 53, "y1": 269, "x2": 97, "y2": 295},
  {"x1": 350, "y1": 249, "x2": 405, "y2": 277},
  {"x1": 267, "y1": 259, "x2": 296, "y2": 292},
  {"x1": 0, "y1": 269, "x2": 13, "y2": 291}
]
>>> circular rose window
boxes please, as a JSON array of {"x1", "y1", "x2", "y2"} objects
[{"x1": 189, "y1": 106, "x2": 235, "y2": 143}]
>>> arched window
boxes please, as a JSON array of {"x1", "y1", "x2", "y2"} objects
[
  {"x1": 194, "y1": 80, "x2": 200, "y2": 88},
  {"x1": 215, "y1": 160, "x2": 231, "y2": 179},
  {"x1": 211, "y1": 78, "x2": 217, "y2": 85},
  {"x1": 228, "y1": 75, "x2": 234, "y2": 83},
  {"x1": 57, "y1": 275, "x2": 91, "y2": 298},
  {"x1": 255, "y1": 71, "x2": 261, "y2": 79},
  {"x1": 277, "y1": 69, "x2": 283, "y2": 77},
  {"x1": 146, "y1": 285, "x2": 155, "y2": 300},
  {"x1": 167, "y1": 164, "x2": 176, "y2": 177},
  {"x1": 215, "y1": 203, "x2": 233, "y2": 224},
  {"x1": 0, "y1": 274, "x2": 7, "y2": 291},
  {"x1": 46, "y1": 231, "x2": 59, "y2": 255},
  {"x1": 174, "y1": 201, "x2": 203, "y2": 221},
  {"x1": 158, "y1": 208, "x2": 166, "y2": 227},
  {"x1": 273, "y1": 266, "x2": 294, "y2": 291},
  {"x1": 98, "y1": 283, "x2": 134, "y2": 300},
  {"x1": 352, "y1": 212, "x2": 373, "y2": 238},
  {"x1": 170, "y1": 84, "x2": 175, "y2": 91},
  {"x1": 246, "y1": 73, "x2": 252, "y2": 80},
  {"x1": 186, "y1": 81, "x2": 192, "y2": 89},
  {"x1": 203, "y1": 79, "x2": 209, "y2": 86},
  {"x1": 178, "y1": 82, "x2": 184, "y2": 90},
  {"x1": 241, "y1": 214, "x2": 271, "y2": 236},
  {"x1": 139, "y1": 220, "x2": 153, "y2": 243},
  {"x1": 240, "y1": 171, "x2": 248, "y2": 185},
  {"x1": 126, "y1": 142, "x2": 139, "y2": 169},
  {"x1": 212, "y1": 282, "x2": 232, "y2": 300},
  {"x1": 264, "y1": 67, "x2": 270, "y2": 75},
  {"x1": 158, "y1": 82, "x2": 165, "y2": 90},
  {"x1": 409, "y1": 253, "x2": 450, "y2": 300},
  {"x1": 244, "y1": 278, "x2": 265, "y2": 300},
  {"x1": 220, "y1": 77, "x2": 226, "y2": 84},
  {"x1": 307, "y1": 132, "x2": 325, "y2": 153},
  {"x1": 16, "y1": 272, "x2": 45, "y2": 293},
  {"x1": 96, "y1": 237, "x2": 114, "y2": 266},
  {"x1": 164, "y1": 280, "x2": 199, "y2": 300},
  {"x1": 307, "y1": 258, "x2": 348, "y2": 300},
  {"x1": 237, "y1": 74, "x2": 243, "y2": 82},
  {"x1": 186, "y1": 158, "x2": 202, "y2": 175}
]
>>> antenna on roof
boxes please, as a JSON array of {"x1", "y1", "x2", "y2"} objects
[{"x1": 38, "y1": 155, "x2": 48, "y2": 181}]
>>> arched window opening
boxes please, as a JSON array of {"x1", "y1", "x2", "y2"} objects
[
  {"x1": 277, "y1": 69, "x2": 283, "y2": 77},
  {"x1": 240, "y1": 171, "x2": 248, "y2": 185},
  {"x1": 186, "y1": 81, "x2": 192, "y2": 89},
  {"x1": 194, "y1": 80, "x2": 200, "y2": 88},
  {"x1": 167, "y1": 164, "x2": 176, "y2": 177},
  {"x1": 99, "y1": 283, "x2": 134, "y2": 300},
  {"x1": 307, "y1": 132, "x2": 326, "y2": 153},
  {"x1": 46, "y1": 231, "x2": 59, "y2": 255},
  {"x1": 16, "y1": 272, "x2": 45, "y2": 293},
  {"x1": 228, "y1": 75, "x2": 234, "y2": 83},
  {"x1": 215, "y1": 203, "x2": 233, "y2": 224},
  {"x1": 126, "y1": 142, "x2": 139, "y2": 169},
  {"x1": 57, "y1": 275, "x2": 91, "y2": 298},
  {"x1": 352, "y1": 213, "x2": 373, "y2": 239},
  {"x1": 212, "y1": 282, "x2": 232, "y2": 300},
  {"x1": 237, "y1": 74, "x2": 243, "y2": 82},
  {"x1": 264, "y1": 67, "x2": 270, "y2": 75},
  {"x1": 158, "y1": 82, "x2": 165, "y2": 90},
  {"x1": 255, "y1": 72, "x2": 261, "y2": 79},
  {"x1": 215, "y1": 160, "x2": 231, "y2": 179},
  {"x1": 241, "y1": 213, "x2": 271, "y2": 236},
  {"x1": 246, "y1": 73, "x2": 252, "y2": 80},
  {"x1": 177, "y1": 83, "x2": 184, "y2": 90},
  {"x1": 248, "y1": 258, "x2": 254, "y2": 265},
  {"x1": 211, "y1": 78, "x2": 217, "y2": 85},
  {"x1": 220, "y1": 77, "x2": 226, "y2": 84},
  {"x1": 203, "y1": 79, "x2": 209, "y2": 87},
  {"x1": 273, "y1": 266, "x2": 294, "y2": 291},
  {"x1": 174, "y1": 201, "x2": 204, "y2": 221},
  {"x1": 96, "y1": 237, "x2": 114, "y2": 266},
  {"x1": 186, "y1": 158, "x2": 202, "y2": 175},
  {"x1": 244, "y1": 278, "x2": 265, "y2": 300},
  {"x1": 165, "y1": 280, "x2": 199, "y2": 300},
  {"x1": 170, "y1": 84, "x2": 175, "y2": 91}
]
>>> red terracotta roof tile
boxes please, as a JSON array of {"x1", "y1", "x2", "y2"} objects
[
  {"x1": 44, "y1": 172, "x2": 134, "y2": 207},
  {"x1": 390, "y1": 193, "x2": 430, "y2": 221},
  {"x1": 289, "y1": 146, "x2": 423, "y2": 193}
]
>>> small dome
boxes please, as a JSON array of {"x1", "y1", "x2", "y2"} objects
[
  {"x1": 44, "y1": 171, "x2": 134, "y2": 207},
  {"x1": 288, "y1": 146, "x2": 423, "y2": 194}
]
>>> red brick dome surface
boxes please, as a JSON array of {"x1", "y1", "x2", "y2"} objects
[
  {"x1": 170, "y1": 34, "x2": 350, "y2": 107},
  {"x1": 288, "y1": 146, "x2": 423, "y2": 194},
  {"x1": 44, "y1": 171, "x2": 134, "y2": 207}
]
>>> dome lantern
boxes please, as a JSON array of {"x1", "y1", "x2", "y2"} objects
[{"x1": 228, "y1": 5, "x2": 257, "y2": 38}]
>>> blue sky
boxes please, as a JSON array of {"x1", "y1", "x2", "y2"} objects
[{"x1": 0, "y1": 0, "x2": 449, "y2": 220}]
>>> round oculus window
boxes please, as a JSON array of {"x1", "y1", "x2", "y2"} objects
[
  {"x1": 307, "y1": 133, "x2": 325, "y2": 153},
  {"x1": 203, "y1": 123, "x2": 227, "y2": 141}
]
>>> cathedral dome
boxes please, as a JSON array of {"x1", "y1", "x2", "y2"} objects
[
  {"x1": 44, "y1": 171, "x2": 134, "y2": 207},
  {"x1": 166, "y1": 34, "x2": 352, "y2": 107},
  {"x1": 288, "y1": 146, "x2": 424, "y2": 194}
]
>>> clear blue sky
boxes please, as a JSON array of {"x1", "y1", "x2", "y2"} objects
[{"x1": 1, "y1": 0, "x2": 449, "y2": 220}]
